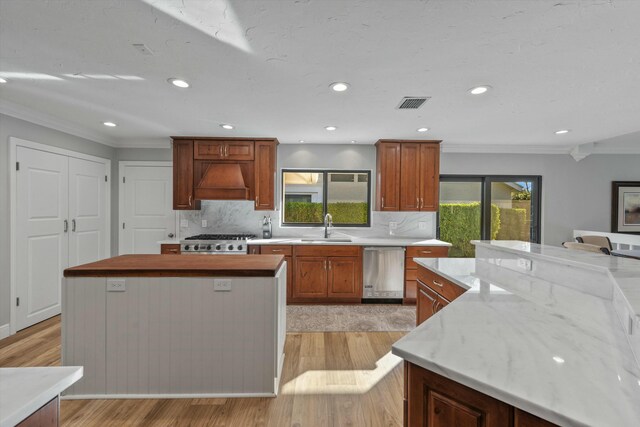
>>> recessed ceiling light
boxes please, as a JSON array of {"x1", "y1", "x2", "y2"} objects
[
  {"x1": 555, "y1": 129, "x2": 570, "y2": 135},
  {"x1": 417, "y1": 127, "x2": 429, "y2": 132},
  {"x1": 299, "y1": 140, "x2": 305, "y2": 143},
  {"x1": 469, "y1": 85, "x2": 491, "y2": 95},
  {"x1": 325, "y1": 126, "x2": 337, "y2": 131},
  {"x1": 552, "y1": 356, "x2": 565, "y2": 364},
  {"x1": 220, "y1": 124, "x2": 234, "y2": 130},
  {"x1": 330, "y1": 82, "x2": 349, "y2": 92},
  {"x1": 351, "y1": 140, "x2": 357, "y2": 144},
  {"x1": 167, "y1": 78, "x2": 189, "y2": 88},
  {"x1": 0, "y1": 77, "x2": 6, "y2": 83},
  {"x1": 103, "y1": 121, "x2": 117, "y2": 127}
]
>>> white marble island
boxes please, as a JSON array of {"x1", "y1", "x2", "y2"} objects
[{"x1": 392, "y1": 241, "x2": 640, "y2": 427}]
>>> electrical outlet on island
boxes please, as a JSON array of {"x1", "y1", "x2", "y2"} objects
[{"x1": 201, "y1": 219, "x2": 208, "y2": 228}]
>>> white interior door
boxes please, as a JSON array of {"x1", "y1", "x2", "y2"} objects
[
  {"x1": 68, "y1": 157, "x2": 108, "y2": 267},
  {"x1": 15, "y1": 147, "x2": 68, "y2": 330},
  {"x1": 120, "y1": 164, "x2": 175, "y2": 254}
]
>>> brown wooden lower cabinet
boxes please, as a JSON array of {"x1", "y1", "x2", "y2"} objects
[
  {"x1": 17, "y1": 396, "x2": 59, "y2": 427},
  {"x1": 160, "y1": 243, "x2": 181, "y2": 254},
  {"x1": 405, "y1": 363, "x2": 558, "y2": 427},
  {"x1": 405, "y1": 246, "x2": 449, "y2": 304}
]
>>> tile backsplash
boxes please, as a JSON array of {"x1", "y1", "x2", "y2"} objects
[{"x1": 180, "y1": 201, "x2": 437, "y2": 239}]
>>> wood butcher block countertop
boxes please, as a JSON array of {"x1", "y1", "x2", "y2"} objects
[{"x1": 63, "y1": 254, "x2": 285, "y2": 277}]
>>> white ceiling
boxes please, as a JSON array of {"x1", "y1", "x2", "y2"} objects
[{"x1": 1, "y1": 0, "x2": 640, "y2": 152}]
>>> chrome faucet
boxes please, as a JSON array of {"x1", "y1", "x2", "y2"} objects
[{"x1": 324, "y1": 213, "x2": 333, "y2": 238}]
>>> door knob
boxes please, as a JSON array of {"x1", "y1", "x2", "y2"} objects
[{"x1": 168, "y1": 233, "x2": 175, "y2": 238}]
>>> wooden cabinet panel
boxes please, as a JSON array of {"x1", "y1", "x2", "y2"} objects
[
  {"x1": 406, "y1": 363, "x2": 512, "y2": 427},
  {"x1": 225, "y1": 141, "x2": 254, "y2": 160},
  {"x1": 405, "y1": 280, "x2": 417, "y2": 302},
  {"x1": 160, "y1": 244, "x2": 181, "y2": 255},
  {"x1": 418, "y1": 268, "x2": 465, "y2": 302},
  {"x1": 294, "y1": 245, "x2": 360, "y2": 257},
  {"x1": 261, "y1": 245, "x2": 293, "y2": 256},
  {"x1": 17, "y1": 396, "x2": 58, "y2": 427},
  {"x1": 194, "y1": 140, "x2": 226, "y2": 160},
  {"x1": 419, "y1": 144, "x2": 440, "y2": 211},
  {"x1": 417, "y1": 281, "x2": 437, "y2": 325},
  {"x1": 247, "y1": 245, "x2": 261, "y2": 254},
  {"x1": 404, "y1": 246, "x2": 449, "y2": 304},
  {"x1": 406, "y1": 246, "x2": 450, "y2": 259},
  {"x1": 294, "y1": 257, "x2": 327, "y2": 298},
  {"x1": 194, "y1": 140, "x2": 254, "y2": 161},
  {"x1": 254, "y1": 140, "x2": 277, "y2": 210},
  {"x1": 514, "y1": 409, "x2": 558, "y2": 427},
  {"x1": 376, "y1": 142, "x2": 401, "y2": 211},
  {"x1": 327, "y1": 257, "x2": 360, "y2": 298},
  {"x1": 172, "y1": 140, "x2": 200, "y2": 210},
  {"x1": 400, "y1": 143, "x2": 421, "y2": 211}
]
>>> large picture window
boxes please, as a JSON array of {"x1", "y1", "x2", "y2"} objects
[
  {"x1": 438, "y1": 175, "x2": 542, "y2": 257},
  {"x1": 282, "y1": 169, "x2": 371, "y2": 227}
]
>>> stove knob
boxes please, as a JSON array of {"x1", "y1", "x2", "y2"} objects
[
  {"x1": 184, "y1": 245, "x2": 190, "y2": 251},
  {"x1": 227, "y1": 244, "x2": 234, "y2": 251},
  {"x1": 237, "y1": 245, "x2": 243, "y2": 251},
  {"x1": 215, "y1": 244, "x2": 222, "y2": 251},
  {"x1": 207, "y1": 245, "x2": 212, "y2": 250},
  {"x1": 194, "y1": 245, "x2": 199, "y2": 251}
]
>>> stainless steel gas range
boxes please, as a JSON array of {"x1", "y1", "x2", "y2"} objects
[{"x1": 180, "y1": 233, "x2": 257, "y2": 254}]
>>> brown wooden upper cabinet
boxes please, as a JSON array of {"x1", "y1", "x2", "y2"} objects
[
  {"x1": 171, "y1": 137, "x2": 278, "y2": 210},
  {"x1": 173, "y1": 139, "x2": 200, "y2": 210},
  {"x1": 375, "y1": 140, "x2": 441, "y2": 212},
  {"x1": 194, "y1": 140, "x2": 254, "y2": 161}
]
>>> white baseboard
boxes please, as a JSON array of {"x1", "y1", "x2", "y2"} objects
[
  {"x1": 0, "y1": 323, "x2": 10, "y2": 340},
  {"x1": 61, "y1": 392, "x2": 277, "y2": 400}
]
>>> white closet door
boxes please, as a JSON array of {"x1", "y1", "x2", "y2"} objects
[
  {"x1": 68, "y1": 157, "x2": 108, "y2": 267},
  {"x1": 121, "y1": 164, "x2": 175, "y2": 254},
  {"x1": 16, "y1": 147, "x2": 68, "y2": 331}
]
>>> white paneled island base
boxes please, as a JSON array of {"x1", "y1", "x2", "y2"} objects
[{"x1": 62, "y1": 256, "x2": 286, "y2": 399}]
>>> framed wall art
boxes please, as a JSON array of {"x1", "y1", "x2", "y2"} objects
[{"x1": 612, "y1": 181, "x2": 640, "y2": 234}]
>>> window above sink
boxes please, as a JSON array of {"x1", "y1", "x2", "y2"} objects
[{"x1": 282, "y1": 169, "x2": 371, "y2": 227}]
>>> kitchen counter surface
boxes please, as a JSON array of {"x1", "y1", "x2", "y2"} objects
[
  {"x1": 64, "y1": 254, "x2": 285, "y2": 277},
  {"x1": 249, "y1": 236, "x2": 451, "y2": 247},
  {"x1": 393, "y1": 252, "x2": 640, "y2": 426},
  {"x1": 0, "y1": 366, "x2": 83, "y2": 427}
]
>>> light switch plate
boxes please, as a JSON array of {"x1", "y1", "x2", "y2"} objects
[
  {"x1": 214, "y1": 279, "x2": 232, "y2": 292},
  {"x1": 389, "y1": 222, "x2": 398, "y2": 230},
  {"x1": 107, "y1": 279, "x2": 126, "y2": 292},
  {"x1": 517, "y1": 258, "x2": 533, "y2": 271},
  {"x1": 180, "y1": 219, "x2": 189, "y2": 228},
  {"x1": 418, "y1": 222, "x2": 427, "y2": 230},
  {"x1": 201, "y1": 219, "x2": 208, "y2": 228}
]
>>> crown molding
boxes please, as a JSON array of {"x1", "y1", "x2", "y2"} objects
[
  {"x1": 0, "y1": 99, "x2": 118, "y2": 147},
  {"x1": 441, "y1": 143, "x2": 572, "y2": 155}
]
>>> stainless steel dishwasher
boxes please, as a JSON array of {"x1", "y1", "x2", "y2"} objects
[{"x1": 363, "y1": 247, "x2": 405, "y2": 299}]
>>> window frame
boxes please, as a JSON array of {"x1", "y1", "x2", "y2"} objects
[
  {"x1": 437, "y1": 175, "x2": 542, "y2": 243},
  {"x1": 281, "y1": 168, "x2": 372, "y2": 227}
]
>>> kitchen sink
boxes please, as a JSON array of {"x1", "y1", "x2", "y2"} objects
[{"x1": 300, "y1": 237, "x2": 353, "y2": 243}]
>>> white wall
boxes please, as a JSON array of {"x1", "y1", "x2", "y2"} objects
[{"x1": 0, "y1": 114, "x2": 116, "y2": 327}]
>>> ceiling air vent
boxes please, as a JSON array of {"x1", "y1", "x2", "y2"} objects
[{"x1": 397, "y1": 97, "x2": 430, "y2": 110}]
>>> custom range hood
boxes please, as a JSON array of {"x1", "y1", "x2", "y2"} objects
[{"x1": 194, "y1": 163, "x2": 250, "y2": 200}]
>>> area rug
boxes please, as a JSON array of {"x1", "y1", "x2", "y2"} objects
[{"x1": 286, "y1": 305, "x2": 416, "y2": 332}]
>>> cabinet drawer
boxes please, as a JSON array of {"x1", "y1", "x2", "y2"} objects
[
  {"x1": 406, "y1": 246, "x2": 449, "y2": 259},
  {"x1": 405, "y1": 280, "x2": 417, "y2": 301},
  {"x1": 417, "y1": 267, "x2": 465, "y2": 302},
  {"x1": 261, "y1": 245, "x2": 293, "y2": 256},
  {"x1": 294, "y1": 245, "x2": 360, "y2": 257},
  {"x1": 160, "y1": 244, "x2": 181, "y2": 255}
]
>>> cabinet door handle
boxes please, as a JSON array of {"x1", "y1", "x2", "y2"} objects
[
  {"x1": 328, "y1": 260, "x2": 332, "y2": 270},
  {"x1": 432, "y1": 280, "x2": 443, "y2": 288},
  {"x1": 271, "y1": 249, "x2": 283, "y2": 252},
  {"x1": 381, "y1": 197, "x2": 385, "y2": 208},
  {"x1": 219, "y1": 145, "x2": 223, "y2": 157},
  {"x1": 225, "y1": 145, "x2": 229, "y2": 157},
  {"x1": 324, "y1": 260, "x2": 328, "y2": 270},
  {"x1": 256, "y1": 196, "x2": 259, "y2": 207},
  {"x1": 63, "y1": 219, "x2": 68, "y2": 233},
  {"x1": 416, "y1": 197, "x2": 419, "y2": 208},
  {"x1": 72, "y1": 219, "x2": 76, "y2": 232},
  {"x1": 188, "y1": 195, "x2": 192, "y2": 206},
  {"x1": 420, "y1": 250, "x2": 433, "y2": 254}
]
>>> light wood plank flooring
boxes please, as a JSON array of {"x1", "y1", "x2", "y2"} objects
[{"x1": 0, "y1": 316, "x2": 406, "y2": 426}]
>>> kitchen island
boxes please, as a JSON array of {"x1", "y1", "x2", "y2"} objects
[
  {"x1": 62, "y1": 254, "x2": 286, "y2": 399},
  {"x1": 392, "y1": 241, "x2": 640, "y2": 426}
]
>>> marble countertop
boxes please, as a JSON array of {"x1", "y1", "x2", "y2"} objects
[
  {"x1": 393, "y1": 256, "x2": 640, "y2": 426},
  {"x1": 0, "y1": 366, "x2": 82, "y2": 427},
  {"x1": 249, "y1": 236, "x2": 451, "y2": 246}
]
